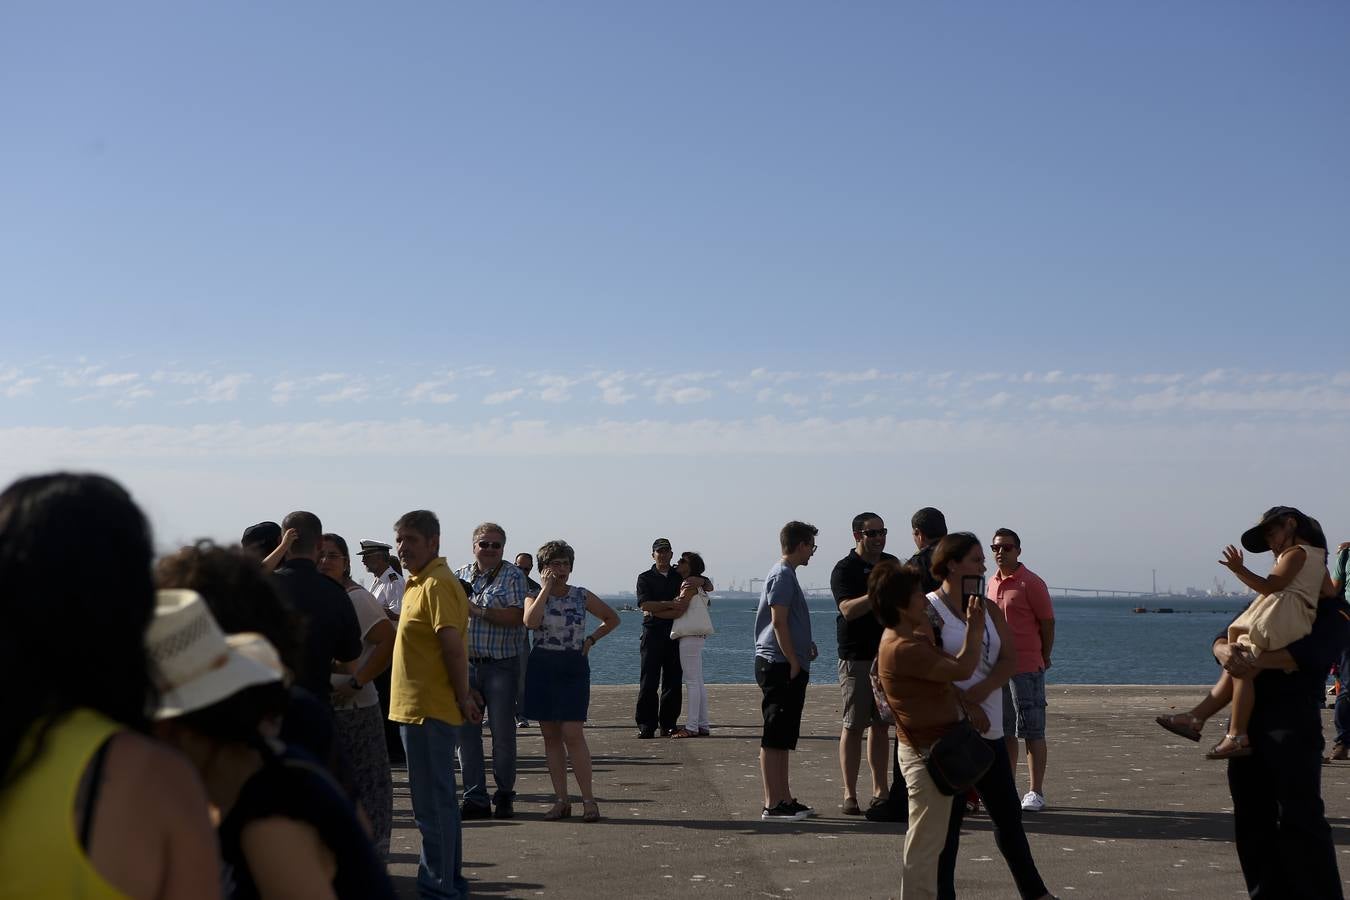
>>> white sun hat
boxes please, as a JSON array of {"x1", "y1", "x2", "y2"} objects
[{"x1": 147, "y1": 589, "x2": 282, "y2": 720}]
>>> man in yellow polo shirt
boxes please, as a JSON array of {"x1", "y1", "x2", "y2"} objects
[{"x1": 390, "y1": 509, "x2": 483, "y2": 900}]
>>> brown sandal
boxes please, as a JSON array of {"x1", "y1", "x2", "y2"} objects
[
  {"x1": 1205, "y1": 734, "x2": 1252, "y2": 760},
  {"x1": 581, "y1": 800, "x2": 601, "y2": 823},
  {"x1": 1155, "y1": 712, "x2": 1204, "y2": 742},
  {"x1": 671, "y1": 728, "x2": 697, "y2": 739},
  {"x1": 543, "y1": 800, "x2": 572, "y2": 820}
]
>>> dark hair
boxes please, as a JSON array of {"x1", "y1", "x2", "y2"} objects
[
  {"x1": 931, "y1": 532, "x2": 982, "y2": 581},
  {"x1": 851, "y1": 511, "x2": 882, "y2": 534},
  {"x1": 911, "y1": 507, "x2": 947, "y2": 541},
  {"x1": 388, "y1": 555, "x2": 403, "y2": 575},
  {"x1": 780, "y1": 521, "x2": 818, "y2": 554},
  {"x1": 395, "y1": 509, "x2": 440, "y2": 540},
  {"x1": 322, "y1": 532, "x2": 352, "y2": 580},
  {"x1": 0, "y1": 473, "x2": 157, "y2": 791},
  {"x1": 1294, "y1": 513, "x2": 1328, "y2": 551},
  {"x1": 537, "y1": 539, "x2": 575, "y2": 568},
  {"x1": 869, "y1": 560, "x2": 926, "y2": 629},
  {"x1": 993, "y1": 527, "x2": 1021, "y2": 548},
  {"x1": 681, "y1": 551, "x2": 707, "y2": 577},
  {"x1": 170, "y1": 681, "x2": 290, "y2": 747},
  {"x1": 156, "y1": 542, "x2": 304, "y2": 677},
  {"x1": 281, "y1": 510, "x2": 322, "y2": 555},
  {"x1": 240, "y1": 521, "x2": 282, "y2": 555},
  {"x1": 515, "y1": 552, "x2": 533, "y2": 565}
]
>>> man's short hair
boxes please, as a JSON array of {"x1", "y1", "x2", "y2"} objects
[
  {"x1": 911, "y1": 507, "x2": 948, "y2": 541},
  {"x1": 473, "y1": 522, "x2": 506, "y2": 543},
  {"x1": 395, "y1": 509, "x2": 440, "y2": 540},
  {"x1": 779, "y1": 521, "x2": 818, "y2": 554},
  {"x1": 240, "y1": 521, "x2": 282, "y2": 555},
  {"x1": 993, "y1": 527, "x2": 1021, "y2": 548},
  {"x1": 280, "y1": 511, "x2": 322, "y2": 555},
  {"x1": 851, "y1": 511, "x2": 881, "y2": 534},
  {"x1": 515, "y1": 552, "x2": 533, "y2": 564}
]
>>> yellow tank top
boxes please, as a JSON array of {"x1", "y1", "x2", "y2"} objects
[{"x1": 0, "y1": 708, "x2": 134, "y2": 899}]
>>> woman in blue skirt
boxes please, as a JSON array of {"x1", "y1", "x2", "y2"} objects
[{"x1": 523, "y1": 540, "x2": 621, "y2": 823}]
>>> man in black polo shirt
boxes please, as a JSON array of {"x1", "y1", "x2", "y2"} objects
[
  {"x1": 270, "y1": 510, "x2": 363, "y2": 698},
  {"x1": 635, "y1": 538, "x2": 713, "y2": 738},
  {"x1": 831, "y1": 512, "x2": 899, "y2": 816}
]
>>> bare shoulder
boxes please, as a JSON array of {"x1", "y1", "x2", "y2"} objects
[{"x1": 103, "y1": 731, "x2": 210, "y2": 814}]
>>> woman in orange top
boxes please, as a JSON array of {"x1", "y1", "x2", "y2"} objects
[
  {"x1": 0, "y1": 473, "x2": 221, "y2": 900},
  {"x1": 873, "y1": 560, "x2": 986, "y2": 900}
]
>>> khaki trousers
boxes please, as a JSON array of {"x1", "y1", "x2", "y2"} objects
[{"x1": 897, "y1": 740, "x2": 955, "y2": 900}]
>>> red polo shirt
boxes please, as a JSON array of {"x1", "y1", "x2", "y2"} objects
[{"x1": 990, "y1": 563, "x2": 1054, "y2": 675}]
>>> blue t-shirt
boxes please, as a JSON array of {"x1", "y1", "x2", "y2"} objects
[{"x1": 754, "y1": 561, "x2": 813, "y2": 670}]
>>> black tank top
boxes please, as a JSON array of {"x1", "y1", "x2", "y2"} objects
[{"x1": 218, "y1": 746, "x2": 395, "y2": 900}]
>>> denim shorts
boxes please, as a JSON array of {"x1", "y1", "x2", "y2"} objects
[{"x1": 1007, "y1": 670, "x2": 1047, "y2": 740}]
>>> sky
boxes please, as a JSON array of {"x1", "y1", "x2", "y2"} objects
[{"x1": 2, "y1": 3, "x2": 1347, "y2": 594}]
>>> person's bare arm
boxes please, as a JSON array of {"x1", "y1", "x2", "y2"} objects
[
  {"x1": 86, "y1": 733, "x2": 222, "y2": 900},
  {"x1": 581, "y1": 590, "x2": 621, "y2": 656},
  {"x1": 1038, "y1": 619, "x2": 1055, "y2": 667},
  {"x1": 961, "y1": 602, "x2": 1016, "y2": 704},
  {"x1": 770, "y1": 604, "x2": 802, "y2": 678},
  {"x1": 239, "y1": 817, "x2": 338, "y2": 900},
  {"x1": 839, "y1": 593, "x2": 874, "y2": 621},
  {"x1": 260, "y1": 528, "x2": 298, "y2": 574},
  {"x1": 436, "y1": 625, "x2": 482, "y2": 723},
  {"x1": 1220, "y1": 545, "x2": 1306, "y2": 595}
]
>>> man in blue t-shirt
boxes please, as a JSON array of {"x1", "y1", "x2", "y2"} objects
[{"x1": 753, "y1": 520, "x2": 819, "y2": 821}]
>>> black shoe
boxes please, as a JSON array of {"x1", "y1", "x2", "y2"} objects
[
  {"x1": 864, "y1": 797, "x2": 906, "y2": 823},
  {"x1": 461, "y1": 802, "x2": 493, "y2": 821},
  {"x1": 661, "y1": 728, "x2": 677, "y2": 737},
  {"x1": 493, "y1": 796, "x2": 514, "y2": 820},
  {"x1": 637, "y1": 728, "x2": 656, "y2": 739},
  {"x1": 761, "y1": 801, "x2": 808, "y2": 821},
  {"x1": 786, "y1": 798, "x2": 816, "y2": 818}
]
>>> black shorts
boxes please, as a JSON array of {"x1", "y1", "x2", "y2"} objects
[{"x1": 756, "y1": 657, "x2": 809, "y2": 750}]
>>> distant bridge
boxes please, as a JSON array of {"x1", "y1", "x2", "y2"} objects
[{"x1": 799, "y1": 586, "x2": 1164, "y2": 599}]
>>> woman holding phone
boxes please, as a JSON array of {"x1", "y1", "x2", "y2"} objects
[
  {"x1": 873, "y1": 559, "x2": 986, "y2": 899},
  {"x1": 926, "y1": 533, "x2": 1053, "y2": 900},
  {"x1": 523, "y1": 540, "x2": 621, "y2": 822}
]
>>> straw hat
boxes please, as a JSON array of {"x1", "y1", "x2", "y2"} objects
[{"x1": 147, "y1": 589, "x2": 282, "y2": 720}]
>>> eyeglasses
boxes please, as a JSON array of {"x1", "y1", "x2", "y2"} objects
[
  {"x1": 318, "y1": 552, "x2": 346, "y2": 561},
  {"x1": 991, "y1": 544, "x2": 1018, "y2": 553},
  {"x1": 476, "y1": 541, "x2": 504, "y2": 550},
  {"x1": 860, "y1": 528, "x2": 888, "y2": 538}
]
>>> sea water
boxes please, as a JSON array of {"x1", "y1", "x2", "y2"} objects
[{"x1": 582, "y1": 596, "x2": 1250, "y2": 686}]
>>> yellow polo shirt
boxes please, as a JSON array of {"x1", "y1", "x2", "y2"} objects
[{"x1": 390, "y1": 557, "x2": 469, "y2": 726}]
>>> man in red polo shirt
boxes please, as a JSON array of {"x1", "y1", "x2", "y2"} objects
[{"x1": 989, "y1": 527, "x2": 1055, "y2": 813}]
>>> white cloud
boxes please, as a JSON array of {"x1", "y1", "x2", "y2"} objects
[
  {"x1": 484, "y1": 388, "x2": 525, "y2": 405},
  {"x1": 406, "y1": 380, "x2": 458, "y2": 405}
]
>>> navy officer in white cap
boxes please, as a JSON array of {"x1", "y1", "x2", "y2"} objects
[{"x1": 360, "y1": 540, "x2": 405, "y2": 622}]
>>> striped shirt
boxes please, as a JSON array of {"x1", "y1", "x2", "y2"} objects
[{"x1": 455, "y1": 560, "x2": 529, "y2": 659}]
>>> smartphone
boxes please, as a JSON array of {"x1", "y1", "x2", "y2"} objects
[{"x1": 961, "y1": 575, "x2": 985, "y2": 599}]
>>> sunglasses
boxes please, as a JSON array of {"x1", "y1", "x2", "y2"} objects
[
  {"x1": 991, "y1": 544, "x2": 1018, "y2": 553},
  {"x1": 860, "y1": 528, "x2": 888, "y2": 538},
  {"x1": 477, "y1": 541, "x2": 504, "y2": 550}
]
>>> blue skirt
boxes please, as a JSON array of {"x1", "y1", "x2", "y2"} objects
[{"x1": 523, "y1": 646, "x2": 590, "y2": 722}]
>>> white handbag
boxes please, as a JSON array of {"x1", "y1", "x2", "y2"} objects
[{"x1": 670, "y1": 592, "x2": 715, "y2": 639}]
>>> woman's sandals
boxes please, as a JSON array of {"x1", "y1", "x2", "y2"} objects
[
  {"x1": 1206, "y1": 733, "x2": 1253, "y2": 760},
  {"x1": 1155, "y1": 712, "x2": 1205, "y2": 742}
]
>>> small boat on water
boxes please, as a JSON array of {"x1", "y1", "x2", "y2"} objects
[{"x1": 1132, "y1": 607, "x2": 1147, "y2": 614}]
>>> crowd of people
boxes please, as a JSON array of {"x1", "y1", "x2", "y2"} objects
[{"x1": 1, "y1": 471, "x2": 1346, "y2": 899}]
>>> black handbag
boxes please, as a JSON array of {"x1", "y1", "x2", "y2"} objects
[
  {"x1": 896, "y1": 701, "x2": 994, "y2": 796},
  {"x1": 920, "y1": 716, "x2": 994, "y2": 795}
]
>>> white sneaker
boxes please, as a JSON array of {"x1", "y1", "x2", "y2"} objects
[{"x1": 1020, "y1": 791, "x2": 1046, "y2": 812}]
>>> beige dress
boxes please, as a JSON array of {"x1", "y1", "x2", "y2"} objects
[{"x1": 1227, "y1": 544, "x2": 1326, "y2": 654}]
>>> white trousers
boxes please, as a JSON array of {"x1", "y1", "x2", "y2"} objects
[{"x1": 679, "y1": 637, "x2": 709, "y2": 731}]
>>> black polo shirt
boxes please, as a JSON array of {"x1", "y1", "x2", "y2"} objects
[
  {"x1": 636, "y1": 565, "x2": 683, "y2": 636},
  {"x1": 831, "y1": 550, "x2": 899, "y2": 661},
  {"x1": 907, "y1": 542, "x2": 941, "y2": 594},
  {"x1": 272, "y1": 559, "x2": 363, "y2": 698}
]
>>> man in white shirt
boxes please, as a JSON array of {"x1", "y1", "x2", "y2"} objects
[{"x1": 360, "y1": 539, "x2": 407, "y2": 765}]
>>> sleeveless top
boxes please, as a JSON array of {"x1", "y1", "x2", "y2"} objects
[
  {"x1": 927, "y1": 592, "x2": 1004, "y2": 740},
  {"x1": 0, "y1": 708, "x2": 132, "y2": 899},
  {"x1": 533, "y1": 585, "x2": 588, "y2": 651},
  {"x1": 218, "y1": 745, "x2": 395, "y2": 900}
]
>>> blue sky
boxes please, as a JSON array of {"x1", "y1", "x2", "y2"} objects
[{"x1": 2, "y1": 4, "x2": 1347, "y2": 592}]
